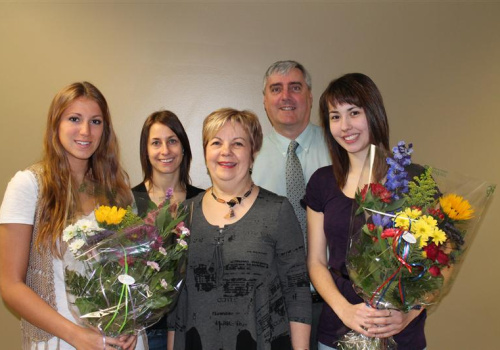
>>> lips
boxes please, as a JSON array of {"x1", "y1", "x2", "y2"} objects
[
  {"x1": 159, "y1": 158, "x2": 174, "y2": 164},
  {"x1": 280, "y1": 106, "x2": 296, "y2": 111},
  {"x1": 75, "y1": 140, "x2": 91, "y2": 146},
  {"x1": 343, "y1": 134, "x2": 359, "y2": 143},
  {"x1": 218, "y1": 162, "x2": 236, "y2": 168}
]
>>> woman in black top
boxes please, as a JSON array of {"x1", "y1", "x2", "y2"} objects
[{"x1": 132, "y1": 110, "x2": 203, "y2": 350}]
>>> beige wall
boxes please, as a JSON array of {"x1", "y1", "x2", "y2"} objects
[{"x1": 1, "y1": 1, "x2": 499, "y2": 348}]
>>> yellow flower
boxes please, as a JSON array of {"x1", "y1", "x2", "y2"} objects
[
  {"x1": 431, "y1": 228, "x2": 447, "y2": 246},
  {"x1": 411, "y1": 219, "x2": 433, "y2": 248},
  {"x1": 420, "y1": 215, "x2": 438, "y2": 228},
  {"x1": 95, "y1": 205, "x2": 127, "y2": 226},
  {"x1": 439, "y1": 194, "x2": 474, "y2": 221},
  {"x1": 395, "y1": 208, "x2": 422, "y2": 230}
]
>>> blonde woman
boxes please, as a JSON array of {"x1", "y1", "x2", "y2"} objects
[
  {"x1": 0, "y1": 82, "x2": 144, "y2": 349},
  {"x1": 169, "y1": 108, "x2": 311, "y2": 350}
]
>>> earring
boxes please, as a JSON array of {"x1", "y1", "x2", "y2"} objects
[{"x1": 249, "y1": 166, "x2": 253, "y2": 175}]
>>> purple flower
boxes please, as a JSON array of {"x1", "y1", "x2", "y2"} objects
[
  {"x1": 385, "y1": 141, "x2": 413, "y2": 199},
  {"x1": 372, "y1": 213, "x2": 392, "y2": 228},
  {"x1": 166, "y1": 188, "x2": 174, "y2": 200}
]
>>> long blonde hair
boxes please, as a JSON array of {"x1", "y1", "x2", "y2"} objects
[{"x1": 36, "y1": 82, "x2": 132, "y2": 255}]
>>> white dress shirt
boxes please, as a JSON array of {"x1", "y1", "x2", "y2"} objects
[{"x1": 252, "y1": 123, "x2": 331, "y2": 195}]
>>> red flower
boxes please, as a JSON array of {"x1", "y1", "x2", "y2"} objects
[
  {"x1": 428, "y1": 208, "x2": 445, "y2": 221},
  {"x1": 436, "y1": 250, "x2": 449, "y2": 265},
  {"x1": 381, "y1": 228, "x2": 401, "y2": 239},
  {"x1": 429, "y1": 265, "x2": 441, "y2": 277},
  {"x1": 423, "y1": 242, "x2": 439, "y2": 261},
  {"x1": 361, "y1": 183, "x2": 392, "y2": 203},
  {"x1": 118, "y1": 254, "x2": 136, "y2": 267},
  {"x1": 367, "y1": 223, "x2": 376, "y2": 232}
]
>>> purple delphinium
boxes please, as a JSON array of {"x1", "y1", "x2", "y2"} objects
[{"x1": 385, "y1": 141, "x2": 413, "y2": 200}]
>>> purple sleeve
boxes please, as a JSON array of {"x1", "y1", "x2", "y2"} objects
[{"x1": 304, "y1": 166, "x2": 331, "y2": 213}]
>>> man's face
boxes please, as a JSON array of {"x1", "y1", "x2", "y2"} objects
[{"x1": 263, "y1": 68, "x2": 312, "y2": 136}]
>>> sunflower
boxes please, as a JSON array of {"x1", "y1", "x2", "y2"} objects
[
  {"x1": 439, "y1": 194, "x2": 474, "y2": 221},
  {"x1": 95, "y1": 205, "x2": 127, "y2": 226}
]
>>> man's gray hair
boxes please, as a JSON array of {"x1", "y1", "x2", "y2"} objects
[{"x1": 262, "y1": 60, "x2": 312, "y2": 93}]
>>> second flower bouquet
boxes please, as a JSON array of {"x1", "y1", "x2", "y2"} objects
[
  {"x1": 63, "y1": 189, "x2": 191, "y2": 336},
  {"x1": 339, "y1": 142, "x2": 495, "y2": 349}
]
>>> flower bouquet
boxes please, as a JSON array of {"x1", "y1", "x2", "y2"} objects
[
  {"x1": 63, "y1": 189, "x2": 191, "y2": 336},
  {"x1": 339, "y1": 142, "x2": 495, "y2": 349}
]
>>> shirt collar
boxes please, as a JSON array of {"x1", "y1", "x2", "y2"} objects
[{"x1": 270, "y1": 123, "x2": 315, "y2": 156}]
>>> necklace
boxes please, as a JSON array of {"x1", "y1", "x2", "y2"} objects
[{"x1": 210, "y1": 183, "x2": 254, "y2": 219}]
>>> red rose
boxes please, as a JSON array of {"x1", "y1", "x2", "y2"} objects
[
  {"x1": 436, "y1": 250, "x2": 449, "y2": 265},
  {"x1": 367, "y1": 223, "x2": 376, "y2": 232},
  {"x1": 423, "y1": 243, "x2": 439, "y2": 261},
  {"x1": 429, "y1": 265, "x2": 441, "y2": 277}
]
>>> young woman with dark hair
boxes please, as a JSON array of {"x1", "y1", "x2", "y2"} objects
[{"x1": 306, "y1": 73, "x2": 426, "y2": 350}]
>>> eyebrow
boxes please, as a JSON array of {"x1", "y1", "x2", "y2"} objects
[
  {"x1": 269, "y1": 83, "x2": 283, "y2": 89},
  {"x1": 150, "y1": 135, "x2": 176, "y2": 142},
  {"x1": 268, "y1": 81, "x2": 303, "y2": 89},
  {"x1": 329, "y1": 106, "x2": 360, "y2": 113}
]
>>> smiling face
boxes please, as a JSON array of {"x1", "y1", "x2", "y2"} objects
[
  {"x1": 58, "y1": 97, "x2": 104, "y2": 171},
  {"x1": 263, "y1": 68, "x2": 312, "y2": 138},
  {"x1": 205, "y1": 121, "x2": 253, "y2": 188},
  {"x1": 147, "y1": 122, "x2": 184, "y2": 178},
  {"x1": 328, "y1": 102, "x2": 371, "y2": 158}
]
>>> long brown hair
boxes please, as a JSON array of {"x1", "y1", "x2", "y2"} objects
[
  {"x1": 37, "y1": 81, "x2": 131, "y2": 255},
  {"x1": 139, "y1": 110, "x2": 193, "y2": 190},
  {"x1": 319, "y1": 73, "x2": 390, "y2": 188}
]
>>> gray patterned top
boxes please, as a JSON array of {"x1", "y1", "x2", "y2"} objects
[{"x1": 170, "y1": 188, "x2": 312, "y2": 350}]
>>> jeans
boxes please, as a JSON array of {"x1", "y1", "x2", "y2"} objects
[
  {"x1": 318, "y1": 341, "x2": 427, "y2": 350},
  {"x1": 146, "y1": 329, "x2": 167, "y2": 350},
  {"x1": 318, "y1": 342, "x2": 337, "y2": 350}
]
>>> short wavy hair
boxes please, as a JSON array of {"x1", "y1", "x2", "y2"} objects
[{"x1": 202, "y1": 108, "x2": 263, "y2": 162}]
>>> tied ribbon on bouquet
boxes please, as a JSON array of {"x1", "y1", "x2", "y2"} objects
[
  {"x1": 339, "y1": 142, "x2": 495, "y2": 349},
  {"x1": 63, "y1": 188, "x2": 191, "y2": 336}
]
